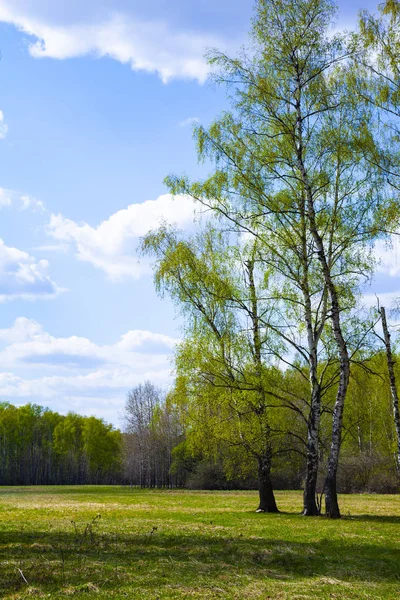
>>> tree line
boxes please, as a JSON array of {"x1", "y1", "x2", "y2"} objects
[
  {"x1": 0, "y1": 403, "x2": 122, "y2": 485},
  {"x1": 1, "y1": 354, "x2": 399, "y2": 495},
  {"x1": 122, "y1": 349, "x2": 400, "y2": 497}
]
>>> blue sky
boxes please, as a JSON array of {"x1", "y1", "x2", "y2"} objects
[{"x1": 0, "y1": 0, "x2": 396, "y2": 425}]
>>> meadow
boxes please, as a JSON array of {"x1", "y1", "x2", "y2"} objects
[{"x1": 0, "y1": 487, "x2": 399, "y2": 599}]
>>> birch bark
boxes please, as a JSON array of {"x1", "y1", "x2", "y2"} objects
[
  {"x1": 295, "y1": 87, "x2": 350, "y2": 518},
  {"x1": 380, "y1": 306, "x2": 400, "y2": 476}
]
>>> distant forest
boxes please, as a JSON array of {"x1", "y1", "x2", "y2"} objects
[
  {"x1": 0, "y1": 403, "x2": 121, "y2": 485},
  {"x1": 1, "y1": 352, "x2": 399, "y2": 493}
]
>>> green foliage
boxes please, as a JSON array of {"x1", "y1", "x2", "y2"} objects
[
  {"x1": 156, "y1": 0, "x2": 400, "y2": 516},
  {"x1": 356, "y1": 0, "x2": 400, "y2": 190},
  {"x1": 167, "y1": 349, "x2": 400, "y2": 493},
  {"x1": 82, "y1": 417, "x2": 122, "y2": 481},
  {"x1": 0, "y1": 403, "x2": 121, "y2": 485}
]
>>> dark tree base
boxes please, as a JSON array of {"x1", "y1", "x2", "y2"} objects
[
  {"x1": 256, "y1": 455, "x2": 279, "y2": 513},
  {"x1": 302, "y1": 489, "x2": 320, "y2": 516},
  {"x1": 325, "y1": 476, "x2": 341, "y2": 518}
]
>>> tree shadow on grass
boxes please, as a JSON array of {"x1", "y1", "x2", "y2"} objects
[
  {"x1": 344, "y1": 514, "x2": 400, "y2": 525},
  {"x1": 243, "y1": 509, "x2": 400, "y2": 525},
  {"x1": 0, "y1": 525, "x2": 399, "y2": 598}
]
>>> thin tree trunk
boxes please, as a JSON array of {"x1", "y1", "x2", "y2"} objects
[
  {"x1": 316, "y1": 281, "x2": 349, "y2": 517},
  {"x1": 380, "y1": 306, "x2": 400, "y2": 476},
  {"x1": 302, "y1": 302, "x2": 322, "y2": 517},
  {"x1": 246, "y1": 255, "x2": 279, "y2": 514},
  {"x1": 298, "y1": 155, "x2": 350, "y2": 518},
  {"x1": 301, "y1": 201, "x2": 323, "y2": 516},
  {"x1": 294, "y1": 88, "x2": 350, "y2": 517},
  {"x1": 303, "y1": 386, "x2": 321, "y2": 516},
  {"x1": 256, "y1": 455, "x2": 279, "y2": 513}
]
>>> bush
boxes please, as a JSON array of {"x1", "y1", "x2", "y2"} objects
[
  {"x1": 186, "y1": 461, "x2": 229, "y2": 490},
  {"x1": 337, "y1": 451, "x2": 399, "y2": 493},
  {"x1": 186, "y1": 460, "x2": 259, "y2": 490}
]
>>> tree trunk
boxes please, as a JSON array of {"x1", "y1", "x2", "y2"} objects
[
  {"x1": 256, "y1": 455, "x2": 279, "y2": 513},
  {"x1": 324, "y1": 361, "x2": 348, "y2": 518},
  {"x1": 295, "y1": 81, "x2": 350, "y2": 519},
  {"x1": 298, "y1": 161, "x2": 349, "y2": 518},
  {"x1": 380, "y1": 306, "x2": 400, "y2": 476},
  {"x1": 303, "y1": 464, "x2": 319, "y2": 515},
  {"x1": 302, "y1": 229, "x2": 323, "y2": 516},
  {"x1": 302, "y1": 339, "x2": 322, "y2": 516},
  {"x1": 303, "y1": 390, "x2": 321, "y2": 516},
  {"x1": 324, "y1": 471, "x2": 340, "y2": 518},
  {"x1": 245, "y1": 256, "x2": 279, "y2": 514}
]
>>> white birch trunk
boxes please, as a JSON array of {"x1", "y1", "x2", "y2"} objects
[
  {"x1": 295, "y1": 92, "x2": 350, "y2": 518},
  {"x1": 380, "y1": 306, "x2": 400, "y2": 476}
]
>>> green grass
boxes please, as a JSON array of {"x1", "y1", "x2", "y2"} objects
[{"x1": 0, "y1": 487, "x2": 399, "y2": 599}]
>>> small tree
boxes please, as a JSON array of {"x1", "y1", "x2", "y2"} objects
[
  {"x1": 124, "y1": 382, "x2": 183, "y2": 488},
  {"x1": 143, "y1": 225, "x2": 283, "y2": 511}
]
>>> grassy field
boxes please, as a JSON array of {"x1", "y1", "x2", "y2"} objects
[{"x1": 0, "y1": 487, "x2": 399, "y2": 599}]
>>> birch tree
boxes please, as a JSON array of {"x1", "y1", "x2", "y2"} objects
[
  {"x1": 356, "y1": 0, "x2": 400, "y2": 479},
  {"x1": 164, "y1": 0, "x2": 397, "y2": 517},
  {"x1": 143, "y1": 225, "x2": 283, "y2": 511},
  {"x1": 378, "y1": 306, "x2": 400, "y2": 476},
  {"x1": 356, "y1": 0, "x2": 400, "y2": 190}
]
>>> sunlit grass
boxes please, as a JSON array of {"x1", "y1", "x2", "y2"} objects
[{"x1": 0, "y1": 487, "x2": 399, "y2": 598}]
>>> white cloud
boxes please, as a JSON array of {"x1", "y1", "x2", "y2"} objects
[
  {"x1": 0, "y1": 317, "x2": 179, "y2": 423},
  {"x1": 0, "y1": 1, "x2": 224, "y2": 83},
  {"x1": 0, "y1": 187, "x2": 46, "y2": 211},
  {"x1": 375, "y1": 236, "x2": 400, "y2": 276},
  {"x1": 47, "y1": 193, "x2": 199, "y2": 280},
  {"x1": 0, "y1": 317, "x2": 178, "y2": 368},
  {"x1": 20, "y1": 195, "x2": 45, "y2": 212},
  {"x1": 0, "y1": 188, "x2": 12, "y2": 207},
  {"x1": 363, "y1": 290, "x2": 400, "y2": 310},
  {"x1": 0, "y1": 239, "x2": 61, "y2": 301},
  {"x1": 0, "y1": 110, "x2": 8, "y2": 139},
  {"x1": 0, "y1": 317, "x2": 44, "y2": 344},
  {"x1": 179, "y1": 116, "x2": 200, "y2": 127}
]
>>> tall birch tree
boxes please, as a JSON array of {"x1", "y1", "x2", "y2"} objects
[{"x1": 165, "y1": 0, "x2": 396, "y2": 517}]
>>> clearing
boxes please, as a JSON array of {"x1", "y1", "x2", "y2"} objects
[{"x1": 0, "y1": 487, "x2": 399, "y2": 599}]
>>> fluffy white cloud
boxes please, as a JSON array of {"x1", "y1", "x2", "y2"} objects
[
  {"x1": 0, "y1": 317, "x2": 44, "y2": 344},
  {"x1": 0, "y1": 317, "x2": 178, "y2": 368},
  {"x1": 0, "y1": 1, "x2": 225, "y2": 82},
  {"x1": 0, "y1": 317, "x2": 179, "y2": 423},
  {"x1": 0, "y1": 239, "x2": 61, "y2": 301},
  {"x1": 363, "y1": 290, "x2": 400, "y2": 309},
  {"x1": 47, "y1": 193, "x2": 199, "y2": 280},
  {"x1": 0, "y1": 110, "x2": 8, "y2": 139}
]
